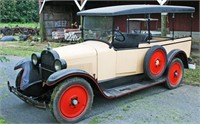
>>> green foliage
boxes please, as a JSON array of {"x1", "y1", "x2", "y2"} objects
[
  {"x1": 0, "y1": 116, "x2": 7, "y2": 124},
  {"x1": 0, "y1": 56, "x2": 10, "y2": 62},
  {"x1": 0, "y1": 0, "x2": 39, "y2": 23}
]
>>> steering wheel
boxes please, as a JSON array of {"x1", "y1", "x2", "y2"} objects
[{"x1": 114, "y1": 30, "x2": 125, "y2": 42}]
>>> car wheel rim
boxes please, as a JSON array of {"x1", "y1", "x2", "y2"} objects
[
  {"x1": 169, "y1": 62, "x2": 182, "y2": 86},
  {"x1": 59, "y1": 84, "x2": 89, "y2": 119},
  {"x1": 149, "y1": 49, "x2": 166, "y2": 76}
]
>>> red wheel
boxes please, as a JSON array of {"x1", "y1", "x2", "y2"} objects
[
  {"x1": 59, "y1": 84, "x2": 88, "y2": 119},
  {"x1": 50, "y1": 77, "x2": 93, "y2": 123},
  {"x1": 165, "y1": 58, "x2": 184, "y2": 89},
  {"x1": 144, "y1": 46, "x2": 167, "y2": 80}
]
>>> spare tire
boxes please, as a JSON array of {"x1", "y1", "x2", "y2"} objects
[{"x1": 144, "y1": 45, "x2": 167, "y2": 80}]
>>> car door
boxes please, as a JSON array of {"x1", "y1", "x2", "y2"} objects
[{"x1": 116, "y1": 49, "x2": 138, "y2": 76}]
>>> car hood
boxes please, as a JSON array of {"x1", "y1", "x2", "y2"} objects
[
  {"x1": 53, "y1": 41, "x2": 110, "y2": 76},
  {"x1": 54, "y1": 42, "x2": 96, "y2": 61}
]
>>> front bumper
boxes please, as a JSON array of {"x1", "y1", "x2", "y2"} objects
[{"x1": 7, "y1": 81, "x2": 46, "y2": 109}]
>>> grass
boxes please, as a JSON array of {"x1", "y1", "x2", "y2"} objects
[
  {"x1": 0, "y1": 22, "x2": 39, "y2": 28},
  {"x1": 183, "y1": 54, "x2": 200, "y2": 87},
  {"x1": 184, "y1": 65, "x2": 200, "y2": 86},
  {"x1": 0, "y1": 117, "x2": 7, "y2": 124},
  {"x1": 0, "y1": 41, "x2": 64, "y2": 57},
  {"x1": 88, "y1": 116, "x2": 101, "y2": 124}
]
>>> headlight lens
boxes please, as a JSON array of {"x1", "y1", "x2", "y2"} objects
[
  {"x1": 31, "y1": 53, "x2": 41, "y2": 66},
  {"x1": 54, "y1": 60, "x2": 62, "y2": 71},
  {"x1": 54, "y1": 59, "x2": 67, "y2": 71}
]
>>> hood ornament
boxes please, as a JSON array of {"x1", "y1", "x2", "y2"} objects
[{"x1": 47, "y1": 42, "x2": 52, "y2": 50}]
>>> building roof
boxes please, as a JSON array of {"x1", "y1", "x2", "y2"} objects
[{"x1": 77, "y1": 5, "x2": 195, "y2": 16}]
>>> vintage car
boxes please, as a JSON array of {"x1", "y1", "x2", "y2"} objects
[{"x1": 8, "y1": 5, "x2": 195, "y2": 123}]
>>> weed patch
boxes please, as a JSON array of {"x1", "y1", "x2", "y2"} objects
[
  {"x1": 0, "y1": 117, "x2": 7, "y2": 124},
  {"x1": 184, "y1": 66, "x2": 200, "y2": 86},
  {"x1": 89, "y1": 116, "x2": 101, "y2": 124}
]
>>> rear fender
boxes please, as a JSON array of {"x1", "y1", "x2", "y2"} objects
[
  {"x1": 167, "y1": 49, "x2": 189, "y2": 69},
  {"x1": 14, "y1": 59, "x2": 42, "y2": 90}
]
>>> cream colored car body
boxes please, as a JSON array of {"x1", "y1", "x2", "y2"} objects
[{"x1": 54, "y1": 37, "x2": 191, "y2": 81}]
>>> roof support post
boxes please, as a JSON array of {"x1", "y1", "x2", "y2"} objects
[
  {"x1": 127, "y1": 16, "x2": 130, "y2": 33},
  {"x1": 172, "y1": 13, "x2": 175, "y2": 40},
  {"x1": 190, "y1": 13, "x2": 193, "y2": 37},
  {"x1": 147, "y1": 14, "x2": 151, "y2": 41}
]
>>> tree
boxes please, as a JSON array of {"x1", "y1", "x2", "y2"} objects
[
  {"x1": 0, "y1": 0, "x2": 39, "y2": 23},
  {"x1": 0, "y1": 0, "x2": 16, "y2": 22}
]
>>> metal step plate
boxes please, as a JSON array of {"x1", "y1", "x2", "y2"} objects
[{"x1": 103, "y1": 77, "x2": 166, "y2": 98}]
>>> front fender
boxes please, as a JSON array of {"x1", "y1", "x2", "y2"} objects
[
  {"x1": 14, "y1": 59, "x2": 42, "y2": 90},
  {"x1": 46, "y1": 69, "x2": 96, "y2": 86},
  {"x1": 14, "y1": 58, "x2": 31, "y2": 70},
  {"x1": 167, "y1": 49, "x2": 189, "y2": 68}
]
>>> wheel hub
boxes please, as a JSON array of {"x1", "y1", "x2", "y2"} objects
[
  {"x1": 71, "y1": 97, "x2": 79, "y2": 107},
  {"x1": 155, "y1": 59, "x2": 160, "y2": 66},
  {"x1": 174, "y1": 71, "x2": 178, "y2": 77}
]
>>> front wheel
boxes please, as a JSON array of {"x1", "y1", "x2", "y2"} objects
[
  {"x1": 165, "y1": 58, "x2": 184, "y2": 89},
  {"x1": 50, "y1": 77, "x2": 94, "y2": 123}
]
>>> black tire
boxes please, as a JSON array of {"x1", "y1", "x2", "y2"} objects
[
  {"x1": 164, "y1": 58, "x2": 184, "y2": 89},
  {"x1": 50, "y1": 77, "x2": 94, "y2": 123},
  {"x1": 144, "y1": 45, "x2": 167, "y2": 80}
]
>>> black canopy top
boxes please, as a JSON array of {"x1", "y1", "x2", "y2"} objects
[{"x1": 77, "y1": 5, "x2": 195, "y2": 16}]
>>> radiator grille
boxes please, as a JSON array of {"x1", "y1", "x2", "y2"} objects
[{"x1": 40, "y1": 50, "x2": 59, "y2": 81}]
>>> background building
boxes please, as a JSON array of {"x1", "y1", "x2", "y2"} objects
[{"x1": 38, "y1": 0, "x2": 199, "y2": 42}]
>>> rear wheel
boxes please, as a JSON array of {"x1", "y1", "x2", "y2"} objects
[
  {"x1": 165, "y1": 58, "x2": 184, "y2": 89},
  {"x1": 50, "y1": 77, "x2": 93, "y2": 123},
  {"x1": 144, "y1": 46, "x2": 167, "y2": 80}
]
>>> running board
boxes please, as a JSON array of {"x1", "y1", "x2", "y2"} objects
[{"x1": 102, "y1": 77, "x2": 166, "y2": 98}]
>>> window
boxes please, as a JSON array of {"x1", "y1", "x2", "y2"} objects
[{"x1": 83, "y1": 16, "x2": 113, "y2": 42}]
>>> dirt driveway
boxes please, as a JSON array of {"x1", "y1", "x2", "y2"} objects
[{"x1": 0, "y1": 55, "x2": 200, "y2": 124}]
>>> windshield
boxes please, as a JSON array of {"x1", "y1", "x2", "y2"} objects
[{"x1": 83, "y1": 16, "x2": 113, "y2": 43}]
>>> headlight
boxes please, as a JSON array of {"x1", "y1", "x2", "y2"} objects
[
  {"x1": 31, "y1": 53, "x2": 41, "y2": 66},
  {"x1": 54, "y1": 59, "x2": 67, "y2": 71}
]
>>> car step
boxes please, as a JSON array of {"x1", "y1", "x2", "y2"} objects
[{"x1": 103, "y1": 77, "x2": 166, "y2": 98}]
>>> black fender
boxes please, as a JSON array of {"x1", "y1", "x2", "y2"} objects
[
  {"x1": 14, "y1": 58, "x2": 31, "y2": 70},
  {"x1": 46, "y1": 69, "x2": 97, "y2": 86},
  {"x1": 46, "y1": 69, "x2": 116, "y2": 99},
  {"x1": 14, "y1": 59, "x2": 42, "y2": 91},
  {"x1": 167, "y1": 49, "x2": 189, "y2": 69},
  {"x1": 46, "y1": 69, "x2": 111, "y2": 98}
]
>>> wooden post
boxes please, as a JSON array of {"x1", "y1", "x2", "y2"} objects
[
  {"x1": 161, "y1": 13, "x2": 167, "y2": 37},
  {"x1": 39, "y1": 0, "x2": 45, "y2": 42},
  {"x1": 39, "y1": 14, "x2": 45, "y2": 42},
  {"x1": 80, "y1": 0, "x2": 84, "y2": 27}
]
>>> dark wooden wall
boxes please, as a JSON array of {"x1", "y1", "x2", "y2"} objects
[{"x1": 39, "y1": 0, "x2": 199, "y2": 40}]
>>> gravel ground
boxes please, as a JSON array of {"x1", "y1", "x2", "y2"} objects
[{"x1": 0, "y1": 55, "x2": 200, "y2": 124}]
